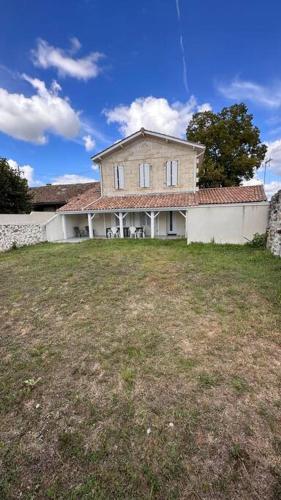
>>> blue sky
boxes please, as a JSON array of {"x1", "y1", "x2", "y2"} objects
[{"x1": 0, "y1": 0, "x2": 281, "y2": 197}]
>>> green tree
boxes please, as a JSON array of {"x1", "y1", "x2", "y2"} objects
[
  {"x1": 0, "y1": 158, "x2": 32, "y2": 213},
  {"x1": 186, "y1": 103, "x2": 267, "y2": 187}
]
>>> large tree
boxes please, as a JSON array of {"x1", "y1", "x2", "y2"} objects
[
  {"x1": 186, "y1": 103, "x2": 267, "y2": 187},
  {"x1": 0, "y1": 158, "x2": 32, "y2": 213}
]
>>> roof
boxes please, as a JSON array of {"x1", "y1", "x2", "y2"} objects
[
  {"x1": 57, "y1": 184, "x2": 102, "y2": 211},
  {"x1": 29, "y1": 182, "x2": 100, "y2": 205},
  {"x1": 91, "y1": 128, "x2": 205, "y2": 162},
  {"x1": 59, "y1": 185, "x2": 266, "y2": 212}
]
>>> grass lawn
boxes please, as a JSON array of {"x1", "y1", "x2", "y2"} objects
[{"x1": 0, "y1": 240, "x2": 281, "y2": 499}]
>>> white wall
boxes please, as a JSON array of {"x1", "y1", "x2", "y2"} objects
[
  {"x1": 45, "y1": 214, "x2": 64, "y2": 241},
  {"x1": 0, "y1": 212, "x2": 54, "y2": 225},
  {"x1": 187, "y1": 203, "x2": 269, "y2": 244}
]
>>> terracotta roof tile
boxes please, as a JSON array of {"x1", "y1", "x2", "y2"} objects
[
  {"x1": 30, "y1": 182, "x2": 100, "y2": 205},
  {"x1": 59, "y1": 185, "x2": 266, "y2": 212},
  {"x1": 57, "y1": 184, "x2": 101, "y2": 211},
  {"x1": 197, "y1": 185, "x2": 266, "y2": 205}
]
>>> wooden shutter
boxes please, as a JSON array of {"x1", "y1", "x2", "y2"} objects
[
  {"x1": 166, "y1": 160, "x2": 172, "y2": 186},
  {"x1": 171, "y1": 160, "x2": 178, "y2": 186},
  {"x1": 144, "y1": 163, "x2": 150, "y2": 187},
  {"x1": 114, "y1": 165, "x2": 118, "y2": 189},
  {"x1": 118, "y1": 165, "x2": 124, "y2": 189},
  {"x1": 139, "y1": 164, "x2": 145, "y2": 188}
]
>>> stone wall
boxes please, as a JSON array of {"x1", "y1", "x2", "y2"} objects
[
  {"x1": 267, "y1": 189, "x2": 281, "y2": 257},
  {"x1": 0, "y1": 224, "x2": 47, "y2": 252}
]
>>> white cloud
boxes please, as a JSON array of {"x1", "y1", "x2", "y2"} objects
[
  {"x1": 7, "y1": 159, "x2": 41, "y2": 186},
  {"x1": 82, "y1": 134, "x2": 95, "y2": 151},
  {"x1": 243, "y1": 172, "x2": 281, "y2": 199},
  {"x1": 217, "y1": 78, "x2": 281, "y2": 108},
  {"x1": 52, "y1": 174, "x2": 98, "y2": 185},
  {"x1": 0, "y1": 75, "x2": 80, "y2": 144},
  {"x1": 32, "y1": 38, "x2": 104, "y2": 80},
  {"x1": 242, "y1": 176, "x2": 262, "y2": 187},
  {"x1": 264, "y1": 180, "x2": 281, "y2": 199},
  {"x1": 104, "y1": 96, "x2": 211, "y2": 138},
  {"x1": 266, "y1": 139, "x2": 281, "y2": 176}
]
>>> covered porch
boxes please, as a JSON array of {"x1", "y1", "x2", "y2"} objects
[{"x1": 59, "y1": 209, "x2": 188, "y2": 240}]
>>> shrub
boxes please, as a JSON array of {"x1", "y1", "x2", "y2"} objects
[{"x1": 247, "y1": 233, "x2": 267, "y2": 248}]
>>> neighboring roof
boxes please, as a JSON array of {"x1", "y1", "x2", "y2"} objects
[
  {"x1": 59, "y1": 185, "x2": 266, "y2": 212},
  {"x1": 57, "y1": 184, "x2": 102, "y2": 212},
  {"x1": 91, "y1": 128, "x2": 205, "y2": 162},
  {"x1": 30, "y1": 182, "x2": 100, "y2": 205}
]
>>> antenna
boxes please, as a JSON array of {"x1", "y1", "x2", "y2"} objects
[{"x1": 264, "y1": 158, "x2": 272, "y2": 185}]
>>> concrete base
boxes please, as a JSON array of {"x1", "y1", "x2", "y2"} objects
[{"x1": 56, "y1": 237, "x2": 90, "y2": 243}]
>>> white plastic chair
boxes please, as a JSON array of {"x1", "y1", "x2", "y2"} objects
[
  {"x1": 136, "y1": 227, "x2": 145, "y2": 238},
  {"x1": 111, "y1": 227, "x2": 119, "y2": 238},
  {"x1": 129, "y1": 226, "x2": 137, "y2": 238}
]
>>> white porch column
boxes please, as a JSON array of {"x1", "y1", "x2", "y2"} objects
[
  {"x1": 119, "y1": 212, "x2": 124, "y2": 238},
  {"x1": 61, "y1": 214, "x2": 67, "y2": 240},
  {"x1": 151, "y1": 212, "x2": 155, "y2": 239},
  {"x1": 88, "y1": 213, "x2": 94, "y2": 239},
  {"x1": 145, "y1": 211, "x2": 159, "y2": 239}
]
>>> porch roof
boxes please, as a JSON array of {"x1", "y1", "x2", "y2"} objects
[{"x1": 58, "y1": 185, "x2": 267, "y2": 213}]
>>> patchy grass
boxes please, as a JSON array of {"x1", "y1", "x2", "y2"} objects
[{"x1": 0, "y1": 239, "x2": 281, "y2": 499}]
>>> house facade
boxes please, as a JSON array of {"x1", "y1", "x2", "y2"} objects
[{"x1": 57, "y1": 128, "x2": 269, "y2": 243}]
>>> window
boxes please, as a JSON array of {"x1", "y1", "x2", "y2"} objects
[
  {"x1": 166, "y1": 160, "x2": 178, "y2": 187},
  {"x1": 114, "y1": 165, "x2": 124, "y2": 189},
  {"x1": 139, "y1": 163, "x2": 150, "y2": 188}
]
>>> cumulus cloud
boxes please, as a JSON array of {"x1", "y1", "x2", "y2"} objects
[
  {"x1": 104, "y1": 96, "x2": 211, "y2": 138},
  {"x1": 217, "y1": 78, "x2": 281, "y2": 108},
  {"x1": 82, "y1": 134, "x2": 95, "y2": 151},
  {"x1": 266, "y1": 139, "x2": 281, "y2": 176},
  {"x1": 0, "y1": 75, "x2": 80, "y2": 144},
  {"x1": 263, "y1": 180, "x2": 281, "y2": 199},
  {"x1": 52, "y1": 174, "x2": 98, "y2": 185},
  {"x1": 8, "y1": 159, "x2": 41, "y2": 186},
  {"x1": 32, "y1": 38, "x2": 104, "y2": 80}
]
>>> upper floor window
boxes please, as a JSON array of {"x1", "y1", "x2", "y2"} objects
[
  {"x1": 139, "y1": 163, "x2": 150, "y2": 188},
  {"x1": 114, "y1": 165, "x2": 124, "y2": 190},
  {"x1": 166, "y1": 160, "x2": 178, "y2": 187}
]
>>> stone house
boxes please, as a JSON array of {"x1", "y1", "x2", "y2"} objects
[{"x1": 57, "y1": 128, "x2": 269, "y2": 243}]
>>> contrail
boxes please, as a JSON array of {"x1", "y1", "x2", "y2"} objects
[{"x1": 175, "y1": 0, "x2": 189, "y2": 95}]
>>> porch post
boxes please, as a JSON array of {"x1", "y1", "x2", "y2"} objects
[
  {"x1": 88, "y1": 213, "x2": 94, "y2": 239},
  {"x1": 119, "y1": 212, "x2": 124, "y2": 238},
  {"x1": 179, "y1": 210, "x2": 188, "y2": 238},
  {"x1": 151, "y1": 211, "x2": 155, "y2": 239},
  {"x1": 61, "y1": 214, "x2": 67, "y2": 240}
]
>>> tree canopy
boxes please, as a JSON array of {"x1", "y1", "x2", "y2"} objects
[
  {"x1": 186, "y1": 103, "x2": 267, "y2": 187},
  {"x1": 0, "y1": 158, "x2": 32, "y2": 213}
]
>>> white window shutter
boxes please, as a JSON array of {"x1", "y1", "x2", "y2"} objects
[
  {"x1": 114, "y1": 165, "x2": 118, "y2": 189},
  {"x1": 144, "y1": 163, "x2": 150, "y2": 187},
  {"x1": 171, "y1": 160, "x2": 178, "y2": 186},
  {"x1": 139, "y1": 164, "x2": 145, "y2": 188},
  {"x1": 166, "y1": 161, "x2": 172, "y2": 186},
  {"x1": 118, "y1": 165, "x2": 124, "y2": 189}
]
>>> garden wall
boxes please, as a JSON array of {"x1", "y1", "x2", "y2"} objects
[
  {"x1": 187, "y1": 202, "x2": 269, "y2": 244},
  {"x1": 267, "y1": 190, "x2": 281, "y2": 257},
  {"x1": 0, "y1": 213, "x2": 53, "y2": 251}
]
